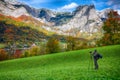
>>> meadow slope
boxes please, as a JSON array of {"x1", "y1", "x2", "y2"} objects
[{"x1": 0, "y1": 45, "x2": 120, "y2": 80}]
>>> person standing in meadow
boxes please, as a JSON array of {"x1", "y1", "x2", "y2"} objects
[{"x1": 90, "y1": 50, "x2": 102, "y2": 70}]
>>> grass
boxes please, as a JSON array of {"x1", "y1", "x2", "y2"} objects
[
  {"x1": 0, "y1": 45, "x2": 120, "y2": 80},
  {"x1": 0, "y1": 44, "x2": 5, "y2": 48}
]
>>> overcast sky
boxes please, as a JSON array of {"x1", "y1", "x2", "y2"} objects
[{"x1": 18, "y1": 0, "x2": 120, "y2": 14}]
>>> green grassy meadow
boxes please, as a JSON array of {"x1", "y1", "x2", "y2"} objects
[
  {"x1": 0, "y1": 45, "x2": 120, "y2": 80},
  {"x1": 0, "y1": 44, "x2": 5, "y2": 48}
]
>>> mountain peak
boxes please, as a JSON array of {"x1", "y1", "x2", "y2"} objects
[
  {"x1": 76, "y1": 4, "x2": 95, "y2": 10},
  {"x1": 73, "y1": 4, "x2": 95, "y2": 15},
  {"x1": 4, "y1": 0, "x2": 20, "y2": 4}
]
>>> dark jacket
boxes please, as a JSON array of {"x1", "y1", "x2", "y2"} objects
[{"x1": 94, "y1": 53, "x2": 102, "y2": 60}]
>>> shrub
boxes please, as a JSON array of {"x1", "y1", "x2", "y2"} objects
[
  {"x1": 0, "y1": 49, "x2": 8, "y2": 61},
  {"x1": 46, "y1": 37, "x2": 60, "y2": 53},
  {"x1": 66, "y1": 36, "x2": 76, "y2": 51},
  {"x1": 13, "y1": 49, "x2": 22, "y2": 58},
  {"x1": 29, "y1": 46, "x2": 40, "y2": 56},
  {"x1": 22, "y1": 50, "x2": 30, "y2": 57}
]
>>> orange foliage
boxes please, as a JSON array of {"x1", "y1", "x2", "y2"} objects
[
  {"x1": 101, "y1": 10, "x2": 120, "y2": 45},
  {"x1": 17, "y1": 15, "x2": 30, "y2": 21},
  {"x1": 7, "y1": 16, "x2": 21, "y2": 22},
  {"x1": 104, "y1": 34, "x2": 110, "y2": 41},
  {"x1": 13, "y1": 50, "x2": 22, "y2": 58},
  {"x1": 0, "y1": 49, "x2": 8, "y2": 61}
]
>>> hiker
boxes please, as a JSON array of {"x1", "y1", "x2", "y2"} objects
[{"x1": 91, "y1": 50, "x2": 102, "y2": 70}]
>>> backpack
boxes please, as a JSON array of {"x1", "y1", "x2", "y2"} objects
[{"x1": 97, "y1": 53, "x2": 102, "y2": 59}]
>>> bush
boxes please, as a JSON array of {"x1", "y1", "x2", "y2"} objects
[
  {"x1": 74, "y1": 41, "x2": 88, "y2": 50},
  {"x1": 0, "y1": 49, "x2": 8, "y2": 61},
  {"x1": 46, "y1": 37, "x2": 60, "y2": 53},
  {"x1": 22, "y1": 50, "x2": 30, "y2": 57},
  {"x1": 66, "y1": 36, "x2": 76, "y2": 51},
  {"x1": 22, "y1": 46, "x2": 41, "y2": 57},
  {"x1": 29, "y1": 46, "x2": 40, "y2": 56},
  {"x1": 39, "y1": 44, "x2": 47, "y2": 55},
  {"x1": 13, "y1": 50, "x2": 22, "y2": 58}
]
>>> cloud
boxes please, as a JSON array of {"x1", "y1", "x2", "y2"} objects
[
  {"x1": 117, "y1": 10, "x2": 120, "y2": 15},
  {"x1": 106, "y1": 0, "x2": 120, "y2": 9},
  {"x1": 113, "y1": 5, "x2": 120, "y2": 9},
  {"x1": 57, "y1": 2, "x2": 78, "y2": 11},
  {"x1": 18, "y1": 0, "x2": 50, "y2": 8},
  {"x1": 107, "y1": 0, "x2": 113, "y2": 5},
  {"x1": 61, "y1": 2, "x2": 78, "y2": 10}
]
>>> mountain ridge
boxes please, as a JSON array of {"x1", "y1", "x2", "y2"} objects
[{"x1": 0, "y1": 0, "x2": 114, "y2": 39}]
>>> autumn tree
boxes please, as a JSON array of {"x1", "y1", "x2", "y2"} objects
[
  {"x1": 0, "y1": 49, "x2": 8, "y2": 61},
  {"x1": 66, "y1": 36, "x2": 76, "y2": 51},
  {"x1": 100, "y1": 10, "x2": 120, "y2": 45},
  {"x1": 46, "y1": 37, "x2": 60, "y2": 53},
  {"x1": 66, "y1": 36, "x2": 89, "y2": 50},
  {"x1": 29, "y1": 46, "x2": 40, "y2": 56}
]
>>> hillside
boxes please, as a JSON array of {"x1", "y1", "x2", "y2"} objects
[
  {"x1": 0, "y1": 45, "x2": 120, "y2": 80},
  {"x1": 0, "y1": 13, "x2": 56, "y2": 44}
]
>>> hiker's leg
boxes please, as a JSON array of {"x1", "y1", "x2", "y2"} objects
[
  {"x1": 94, "y1": 59, "x2": 98, "y2": 70},
  {"x1": 96, "y1": 61, "x2": 98, "y2": 69},
  {"x1": 94, "y1": 59, "x2": 96, "y2": 69}
]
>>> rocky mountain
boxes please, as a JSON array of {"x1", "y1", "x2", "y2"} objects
[
  {"x1": 0, "y1": 0, "x2": 56, "y2": 24},
  {"x1": 0, "y1": 0, "x2": 113, "y2": 39},
  {"x1": 97, "y1": 8, "x2": 113, "y2": 21},
  {"x1": 54, "y1": 5, "x2": 103, "y2": 35},
  {"x1": 42, "y1": 5, "x2": 114, "y2": 39},
  {"x1": 39, "y1": 8, "x2": 56, "y2": 21},
  {"x1": 0, "y1": 0, "x2": 29, "y2": 17}
]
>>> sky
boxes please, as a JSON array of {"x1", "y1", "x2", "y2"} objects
[{"x1": 17, "y1": 0, "x2": 120, "y2": 13}]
